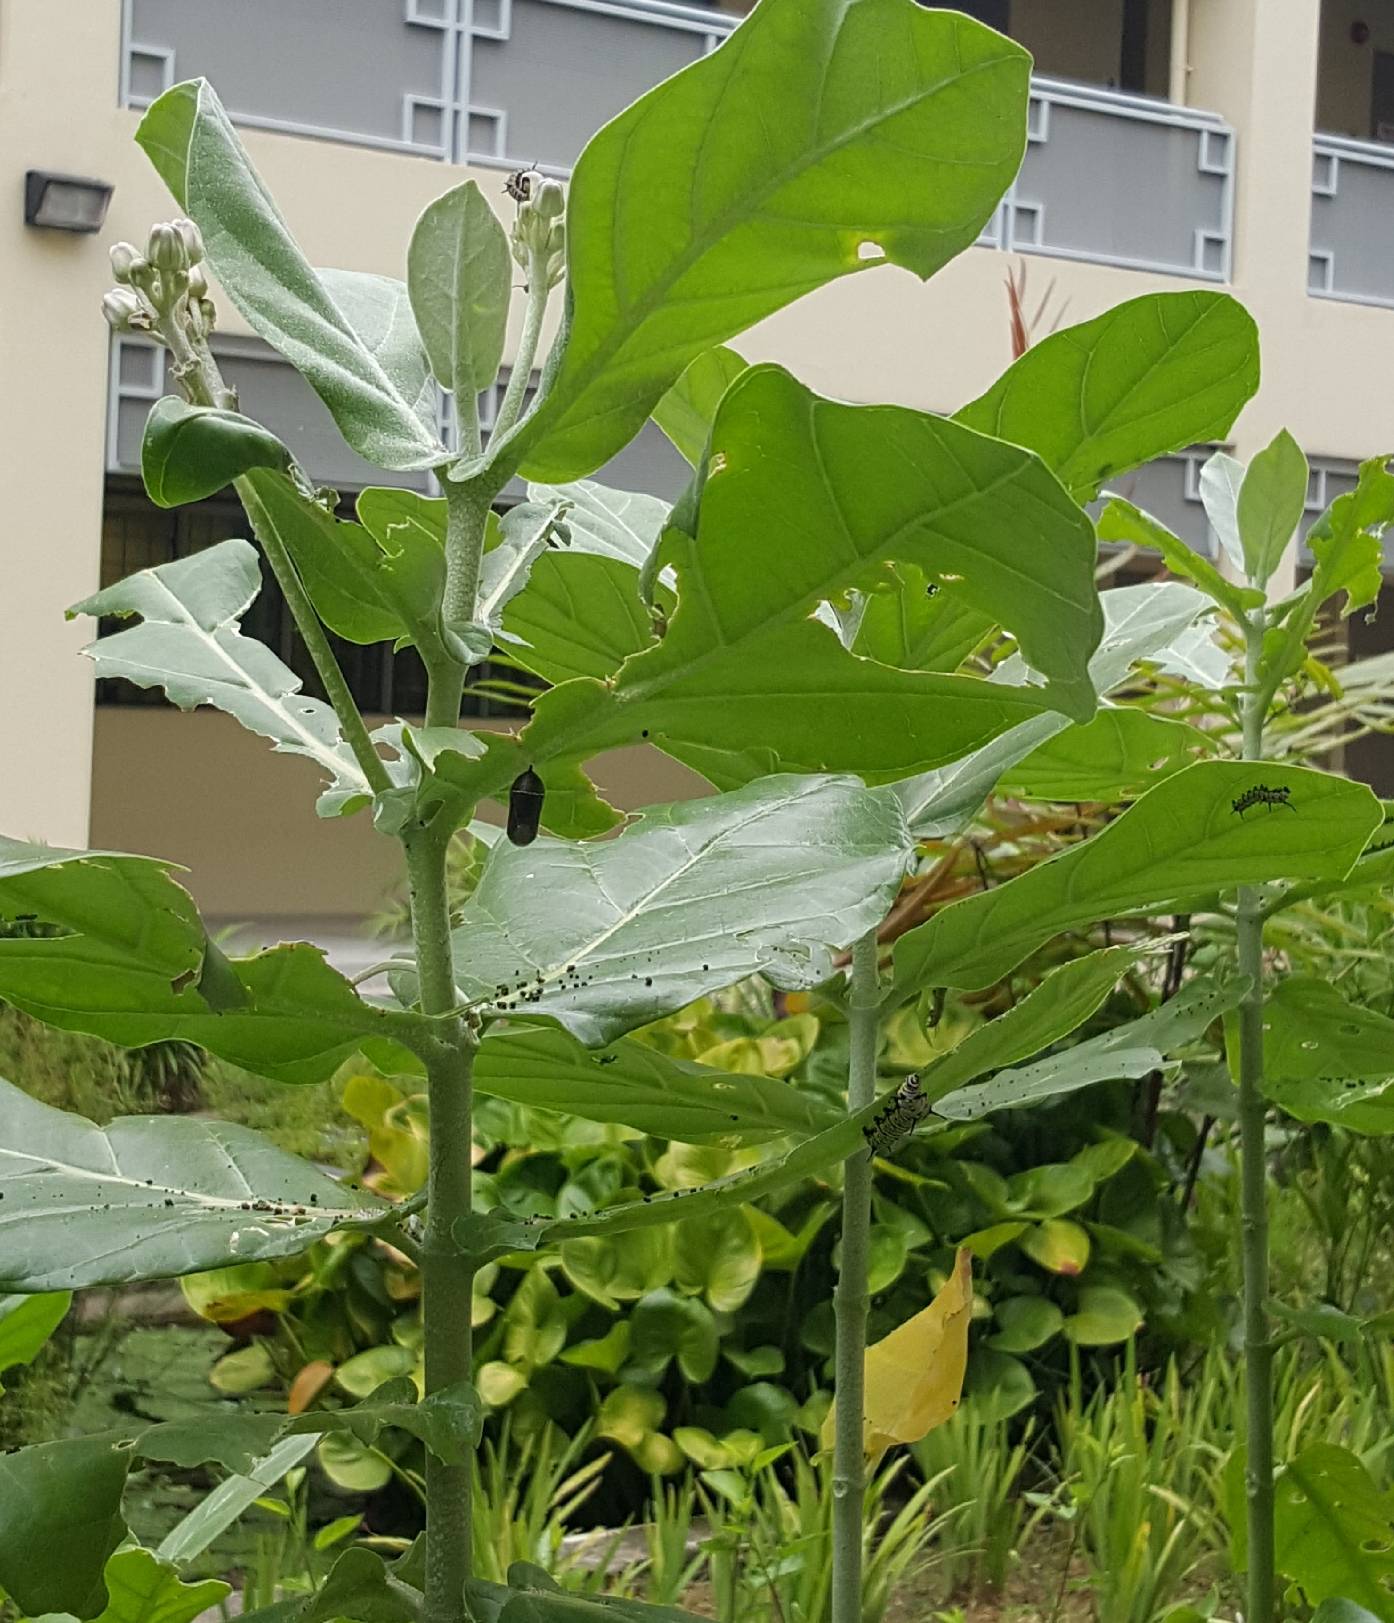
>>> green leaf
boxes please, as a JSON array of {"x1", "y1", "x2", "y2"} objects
[
  {"x1": 474, "y1": 1023, "x2": 838, "y2": 1144},
  {"x1": 506, "y1": 0, "x2": 1030, "y2": 479},
  {"x1": 996, "y1": 707, "x2": 1210, "y2": 801},
  {"x1": 934, "y1": 979, "x2": 1246, "y2": 1121},
  {"x1": 1250, "y1": 977, "x2": 1394, "y2": 1134},
  {"x1": 894, "y1": 761, "x2": 1381, "y2": 994},
  {"x1": 672, "y1": 1208, "x2": 761, "y2": 1312},
  {"x1": 917, "y1": 941, "x2": 1155, "y2": 1106},
  {"x1": 652, "y1": 346, "x2": 748, "y2": 464},
  {"x1": 82, "y1": 1548, "x2": 231, "y2": 1623},
  {"x1": 442, "y1": 774, "x2": 911, "y2": 1046},
  {"x1": 1020, "y1": 1219, "x2": 1090, "y2": 1277},
  {"x1": 560, "y1": 1322, "x2": 632, "y2": 1376},
  {"x1": 523, "y1": 480, "x2": 671, "y2": 569},
  {"x1": 1274, "y1": 1445, "x2": 1394, "y2": 1618},
  {"x1": 1097, "y1": 497, "x2": 1262, "y2": 623},
  {"x1": 1312, "y1": 1602, "x2": 1384, "y2": 1623},
  {"x1": 1237, "y1": 429, "x2": 1309, "y2": 585},
  {"x1": 503, "y1": 552, "x2": 656, "y2": 685},
  {"x1": 560, "y1": 1228, "x2": 673, "y2": 1311},
  {"x1": 469, "y1": 1579, "x2": 702, "y2": 1623},
  {"x1": 892, "y1": 581, "x2": 1215, "y2": 837},
  {"x1": 141, "y1": 395, "x2": 291, "y2": 508},
  {"x1": 156, "y1": 1433, "x2": 318, "y2": 1566},
  {"x1": 0, "y1": 1077, "x2": 385, "y2": 1290},
  {"x1": 136, "y1": 80, "x2": 444, "y2": 470},
  {"x1": 0, "y1": 1436, "x2": 131, "y2": 1618},
  {"x1": 70, "y1": 539, "x2": 373, "y2": 810},
  {"x1": 407, "y1": 179, "x2": 511, "y2": 400},
  {"x1": 298, "y1": 1547, "x2": 419, "y2": 1623},
  {"x1": 1062, "y1": 1286, "x2": 1144, "y2": 1346},
  {"x1": 316, "y1": 1431, "x2": 394, "y2": 1495},
  {"x1": 629, "y1": 1287, "x2": 720, "y2": 1382},
  {"x1": 243, "y1": 471, "x2": 445, "y2": 653},
  {"x1": 0, "y1": 837, "x2": 417, "y2": 1085},
  {"x1": 955, "y1": 291, "x2": 1259, "y2": 502},
  {"x1": 1198, "y1": 451, "x2": 1246, "y2": 573},
  {"x1": 988, "y1": 1295, "x2": 1063, "y2": 1353},
  {"x1": 851, "y1": 564, "x2": 994, "y2": 674},
  {"x1": 0, "y1": 1290, "x2": 71, "y2": 1389}
]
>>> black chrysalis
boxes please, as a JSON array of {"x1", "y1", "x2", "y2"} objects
[{"x1": 507, "y1": 766, "x2": 546, "y2": 846}]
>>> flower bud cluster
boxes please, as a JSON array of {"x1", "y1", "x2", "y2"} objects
[
  {"x1": 102, "y1": 218, "x2": 215, "y2": 339},
  {"x1": 508, "y1": 172, "x2": 566, "y2": 291}
]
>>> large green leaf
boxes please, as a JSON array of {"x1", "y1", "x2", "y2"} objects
[
  {"x1": 0, "y1": 1436, "x2": 131, "y2": 1618},
  {"x1": 523, "y1": 480, "x2": 671, "y2": 569},
  {"x1": 851, "y1": 566, "x2": 994, "y2": 675},
  {"x1": 1249, "y1": 977, "x2": 1394, "y2": 1134},
  {"x1": 1097, "y1": 497, "x2": 1262, "y2": 624},
  {"x1": 502, "y1": 552, "x2": 656, "y2": 684},
  {"x1": 157, "y1": 1434, "x2": 318, "y2": 1566},
  {"x1": 467, "y1": 1576, "x2": 702, "y2": 1623},
  {"x1": 0, "y1": 1290, "x2": 71, "y2": 1390},
  {"x1": 1274, "y1": 1445, "x2": 1394, "y2": 1619},
  {"x1": 136, "y1": 80, "x2": 444, "y2": 470},
  {"x1": 70, "y1": 539, "x2": 374, "y2": 812},
  {"x1": 892, "y1": 581, "x2": 1214, "y2": 836},
  {"x1": 475, "y1": 1024, "x2": 838, "y2": 1143},
  {"x1": 244, "y1": 471, "x2": 445, "y2": 654},
  {"x1": 141, "y1": 395, "x2": 290, "y2": 508},
  {"x1": 407, "y1": 179, "x2": 510, "y2": 402},
  {"x1": 502, "y1": 0, "x2": 1029, "y2": 480},
  {"x1": 1312, "y1": 1604, "x2": 1384, "y2": 1623},
  {"x1": 441, "y1": 774, "x2": 910, "y2": 1045},
  {"x1": 652, "y1": 346, "x2": 748, "y2": 465},
  {"x1": 0, "y1": 1077, "x2": 386, "y2": 1290},
  {"x1": 954, "y1": 291, "x2": 1260, "y2": 501},
  {"x1": 894, "y1": 761, "x2": 1381, "y2": 994},
  {"x1": 934, "y1": 979, "x2": 1246, "y2": 1120},
  {"x1": 0, "y1": 838, "x2": 418, "y2": 1085}
]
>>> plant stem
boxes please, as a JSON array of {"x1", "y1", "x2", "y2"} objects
[
  {"x1": 831, "y1": 929, "x2": 880, "y2": 1623},
  {"x1": 1236, "y1": 601, "x2": 1276, "y2": 1623},
  {"x1": 404, "y1": 820, "x2": 477, "y2": 1623},
  {"x1": 490, "y1": 249, "x2": 550, "y2": 444},
  {"x1": 433, "y1": 480, "x2": 497, "y2": 729}
]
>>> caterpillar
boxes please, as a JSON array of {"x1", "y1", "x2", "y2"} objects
[
  {"x1": 1232, "y1": 784, "x2": 1295, "y2": 818},
  {"x1": 507, "y1": 766, "x2": 546, "y2": 846},
  {"x1": 863, "y1": 1074, "x2": 932, "y2": 1156},
  {"x1": 505, "y1": 165, "x2": 541, "y2": 203}
]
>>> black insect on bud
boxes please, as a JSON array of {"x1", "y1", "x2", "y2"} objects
[{"x1": 507, "y1": 766, "x2": 546, "y2": 846}]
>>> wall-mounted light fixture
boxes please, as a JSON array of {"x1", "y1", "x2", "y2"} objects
[{"x1": 24, "y1": 170, "x2": 113, "y2": 233}]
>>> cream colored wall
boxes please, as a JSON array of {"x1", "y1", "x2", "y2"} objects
[{"x1": 89, "y1": 709, "x2": 707, "y2": 922}]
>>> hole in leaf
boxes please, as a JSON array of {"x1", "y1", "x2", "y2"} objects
[{"x1": 857, "y1": 241, "x2": 886, "y2": 261}]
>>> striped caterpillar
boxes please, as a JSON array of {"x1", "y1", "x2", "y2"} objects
[
  {"x1": 863, "y1": 1074, "x2": 932, "y2": 1155},
  {"x1": 1231, "y1": 784, "x2": 1295, "y2": 818}
]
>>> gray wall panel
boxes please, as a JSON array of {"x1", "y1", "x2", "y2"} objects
[{"x1": 1310, "y1": 138, "x2": 1394, "y2": 307}]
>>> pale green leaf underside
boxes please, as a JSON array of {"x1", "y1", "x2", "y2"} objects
[
  {"x1": 443, "y1": 775, "x2": 912, "y2": 1046},
  {"x1": 1252, "y1": 977, "x2": 1394, "y2": 1134},
  {"x1": 894, "y1": 761, "x2": 1382, "y2": 994},
  {"x1": 406, "y1": 178, "x2": 511, "y2": 400},
  {"x1": 0, "y1": 1077, "x2": 386, "y2": 1291},
  {"x1": 71, "y1": 538, "x2": 371, "y2": 808},
  {"x1": 510, "y1": 0, "x2": 1030, "y2": 479},
  {"x1": 136, "y1": 80, "x2": 444, "y2": 470}
]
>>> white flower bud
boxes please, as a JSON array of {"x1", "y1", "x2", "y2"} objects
[
  {"x1": 174, "y1": 218, "x2": 205, "y2": 265},
  {"x1": 109, "y1": 242, "x2": 143, "y2": 284},
  {"x1": 101, "y1": 286, "x2": 144, "y2": 331},
  {"x1": 146, "y1": 222, "x2": 187, "y2": 273},
  {"x1": 185, "y1": 263, "x2": 209, "y2": 299},
  {"x1": 533, "y1": 179, "x2": 565, "y2": 221}
]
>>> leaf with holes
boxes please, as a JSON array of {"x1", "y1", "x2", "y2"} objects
[
  {"x1": 70, "y1": 539, "x2": 373, "y2": 813},
  {"x1": 1242, "y1": 977, "x2": 1394, "y2": 1134},
  {"x1": 0, "y1": 1077, "x2": 386, "y2": 1290},
  {"x1": 955, "y1": 290, "x2": 1259, "y2": 502},
  {"x1": 501, "y1": 0, "x2": 1029, "y2": 479},
  {"x1": 996, "y1": 706, "x2": 1210, "y2": 801},
  {"x1": 894, "y1": 762, "x2": 1381, "y2": 995},
  {"x1": 1272, "y1": 1445, "x2": 1394, "y2": 1619},
  {"x1": 137, "y1": 80, "x2": 444, "y2": 469},
  {"x1": 439, "y1": 774, "x2": 911, "y2": 1046}
]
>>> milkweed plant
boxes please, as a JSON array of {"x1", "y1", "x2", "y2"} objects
[{"x1": 0, "y1": 4, "x2": 1392, "y2": 1622}]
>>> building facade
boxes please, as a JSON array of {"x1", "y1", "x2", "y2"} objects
[{"x1": 2, "y1": 0, "x2": 1392, "y2": 936}]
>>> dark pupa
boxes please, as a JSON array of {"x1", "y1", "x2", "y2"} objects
[{"x1": 507, "y1": 766, "x2": 546, "y2": 846}]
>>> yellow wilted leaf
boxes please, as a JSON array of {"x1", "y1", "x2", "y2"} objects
[{"x1": 822, "y1": 1249, "x2": 973, "y2": 1462}]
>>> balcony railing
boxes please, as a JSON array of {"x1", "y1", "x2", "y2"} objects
[
  {"x1": 122, "y1": 4, "x2": 1236, "y2": 284},
  {"x1": 983, "y1": 79, "x2": 1234, "y2": 281},
  {"x1": 1309, "y1": 135, "x2": 1394, "y2": 310}
]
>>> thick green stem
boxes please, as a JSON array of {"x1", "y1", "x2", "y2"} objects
[
  {"x1": 404, "y1": 822, "x2": 477, "y2": 1623},
  {"x1": 432, "y1": 480, "x2": 498, "y2": 730},
  {"x1": 490, "y1": 250, "x2": 549, "y2": 443},
  {"x1": 832, "y1": 930, "x2": 880, "y2": 1623},
  {"x1": 1237, "y1": 602, "x2": 1276, "y2": 1623}
]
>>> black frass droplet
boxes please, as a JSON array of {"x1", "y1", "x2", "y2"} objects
[{"x1": 507, "y1": 766, "x2": 546, "y2": 847}]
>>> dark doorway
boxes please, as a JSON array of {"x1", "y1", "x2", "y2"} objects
[
  {"x1": 915, "y1": 0, "x2": 1011, "y2": 31},
  {"x1": 1373, "y1": 50, "x2": 1394, "y2": 142}
]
